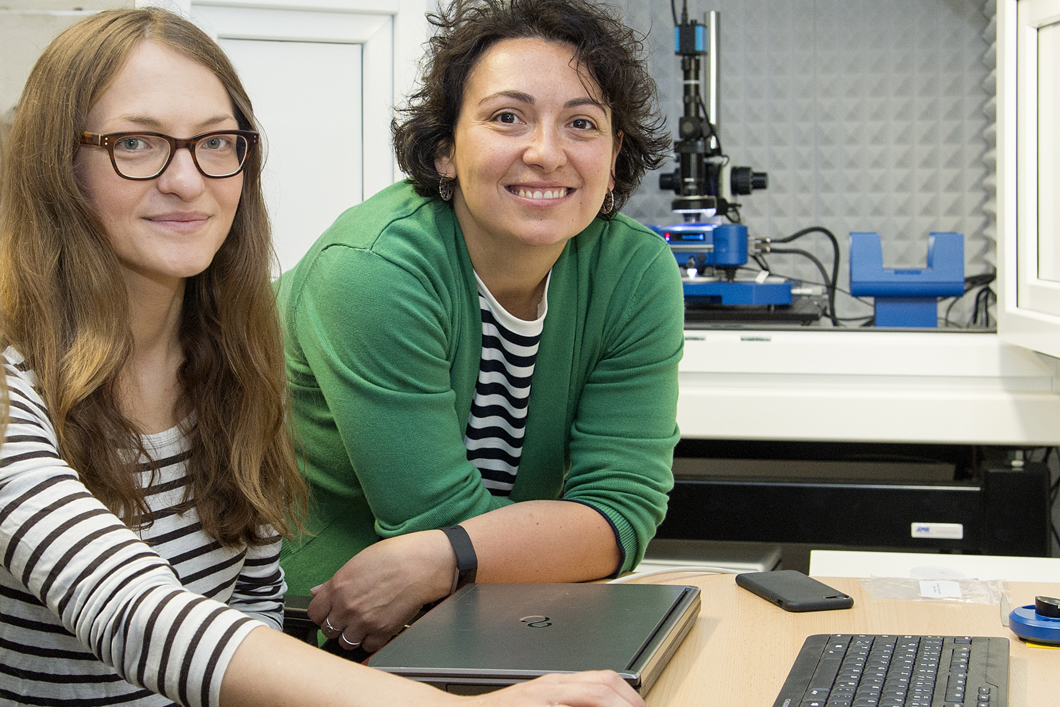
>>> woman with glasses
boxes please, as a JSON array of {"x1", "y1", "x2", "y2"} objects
[
  {"x1": 278, "y1": 0, "x2": 683, "y2": 655},
  {"x1": 0, "y1": 8, "x2": 642, "y2": 707}
]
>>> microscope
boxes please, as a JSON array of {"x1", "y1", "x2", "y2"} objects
[{"x1": 650, "y1": 4, "x2": 790, "y2": 309}]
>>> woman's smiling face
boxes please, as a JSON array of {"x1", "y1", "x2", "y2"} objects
[
  {"x1": 74, "y1": 40, "x2": 243, "y2": 290},
  {"x1": 435, "y1": 37, "x2": 621, "y2": 263}
]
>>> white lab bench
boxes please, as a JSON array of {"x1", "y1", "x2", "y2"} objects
[
  {"x1": 661, "y1": 329, "x2": 1060, "y2": 558},
  {"x1": 677, "y1": 329, "x2": 1060, "y2": 445}
]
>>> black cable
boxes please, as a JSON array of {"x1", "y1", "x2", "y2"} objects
[
  {"x1": 943, "y1": 296, "x2": 961, "y2": 328},
  {"x1": 928, "y1": 270, "x2": 997, "y2": 329},
  {"x1": 1049, "y1": 446, "x2": 1059, "y2": 556},
  {"x1": 695, "y1": 95, "x2": 724, "y2": 156},
  {"x1": 671, "y1": 0, "x2": 679, "y2": 27},
  {"x1": 771, "y1": 227, "x2": 841, "y2": 330},
  {"x1": 975, "y1": 287, "x2": 996, "y2": 327},
  {"x1": 744, "y1": 263, "x2": 875, "y2": 312},
  {"x1": 973, "y1": 288, "x2": 987, "y2": 327},
  {"x1": 768, "y1": 247, "x2": 840, "y2": 326}
]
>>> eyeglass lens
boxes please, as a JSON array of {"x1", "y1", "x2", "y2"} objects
[{"x1": 112, "y1": 133, "x2": 249, "y2": 178}]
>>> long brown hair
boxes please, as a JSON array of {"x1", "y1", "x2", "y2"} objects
[{"x1": 0, "y1": 8, "x2": 305, "y2": 546}]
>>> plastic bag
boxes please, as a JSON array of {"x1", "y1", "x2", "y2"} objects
[{"x1": 858, "y1": 577, "x2": 1005, "y2": 605}]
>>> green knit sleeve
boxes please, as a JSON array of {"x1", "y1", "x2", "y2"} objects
[
  {"x1": 561, "y1": 239, "x2": 684, "y2": 573},
  {"x1": 288, "y1": 243, "x2": 511, "y2": 540}
]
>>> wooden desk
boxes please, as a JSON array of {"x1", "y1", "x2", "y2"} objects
[{"x1": 635, "y1": 574, "x2": 1059, "y2": 707}]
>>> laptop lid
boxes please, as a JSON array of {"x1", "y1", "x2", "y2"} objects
[{"x1": 368, "y1": 582, "x2": 701, "y2": 695}]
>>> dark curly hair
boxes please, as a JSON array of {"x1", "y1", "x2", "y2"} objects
[{"x1": 392, "y1": 0, "x2": 670, "y2": 217}]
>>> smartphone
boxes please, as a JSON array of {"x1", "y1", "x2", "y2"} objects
[{"x1": 735, "y1": 570, "x2": 853, "y2": 612}]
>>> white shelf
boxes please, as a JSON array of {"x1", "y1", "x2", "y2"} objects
[{"x1": 678, "y1": 329, "x2": 1060, "y2": 445}]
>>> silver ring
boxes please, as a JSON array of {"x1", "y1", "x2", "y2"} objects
[
  {"x1": 323, "y1": 617, "x2": 338, "y2": 634},
  {"x1": 339, "y1": 632, "x2": 361, "y2": 648}
]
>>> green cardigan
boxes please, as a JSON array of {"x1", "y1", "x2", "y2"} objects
[{"x1": 277, "y1": 182, "x2": 684, "y2": 595}]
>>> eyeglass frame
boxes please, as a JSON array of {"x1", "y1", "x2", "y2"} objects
[{"x1": 79, "y1": 129, "x2": 261, "y2": 181}]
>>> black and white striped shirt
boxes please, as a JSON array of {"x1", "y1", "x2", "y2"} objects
[
  {"x1": 1, "y1": 347, "x2": 283, "y2": 707},
  {"x1": 464, "y1": 274, "x2": 547, "y2": 496}
]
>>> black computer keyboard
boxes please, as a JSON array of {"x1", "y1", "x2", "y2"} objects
[{"x1": 772, "y1": 634, "x2": 1009, "y2": 707}]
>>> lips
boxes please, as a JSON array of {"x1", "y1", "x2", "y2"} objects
[
  {"x1": 145, "y1": 211, "x2": 210, "y2": 231},
  {"x1": 148, "y1": 211, "x2": 210, "y2": 222}
]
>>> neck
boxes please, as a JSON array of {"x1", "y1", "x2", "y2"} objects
[
  {"x1": 455, "y1": 203, "x2": 563, "y2": 321},
  {"x1": 120, "y1": 268, "x2": 187, "y2": 434},
  {"x1": 125, "y1": 270, "x2": 185, "y2": 355},
  {"x1": 483, "y1": 269, "x2": 549, "y2": 321}
]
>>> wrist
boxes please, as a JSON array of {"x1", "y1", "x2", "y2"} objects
[{"x1": 439, "y1": 525, "x2": 478, "y2": 593}]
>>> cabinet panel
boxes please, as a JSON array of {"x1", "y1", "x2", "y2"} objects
[
  {"x1": 190, "y1": 0, "x2": 424, "y2": 273},
  {"x1": 220, "y1": 38, "x2": 363, "y2": 274}
]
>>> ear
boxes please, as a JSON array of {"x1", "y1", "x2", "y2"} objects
[
  {"x1": 435, "y1": 142, "x2": 456, "y2": 179},
  {"x1": 608, "y1": 131, "x2": 624, "y2": 190}
]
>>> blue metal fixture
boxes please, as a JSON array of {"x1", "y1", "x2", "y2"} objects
[{"x1": 849, "y1": 231, "x2": 964, "y2": 328}]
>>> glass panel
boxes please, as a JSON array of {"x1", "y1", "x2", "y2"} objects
[{"x1": 1038, "y1": 21, "x2": 1060, "y2": 282}]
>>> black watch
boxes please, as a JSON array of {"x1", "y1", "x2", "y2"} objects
[{"x1": 439, "y1": 525, "x2": 478, "y2": 589}]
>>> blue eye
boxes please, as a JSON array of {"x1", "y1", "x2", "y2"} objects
[
  {"x1": 117, "y1": 137, "x2": 149, "y2": 151},
  {"x1": 200, "y1": 135, "x2": 232, "y2": 151}
]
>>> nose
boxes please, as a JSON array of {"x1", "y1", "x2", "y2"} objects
[
  {"x1": 156, "y1": 145, "x2": 206, "y2": 199},
  {"x1": 522, "y1": 124, "x2": 566, "y2": 172}
]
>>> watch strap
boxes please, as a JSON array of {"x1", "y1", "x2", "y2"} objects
[{"x1": 439, "y1": 525, "x2": 478, "y2": 589}]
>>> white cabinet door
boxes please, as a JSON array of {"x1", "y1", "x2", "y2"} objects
[
  {"x1": 186, "y1": 0, "x2": 428, "y2": 274},
  {"x1": 219, "y1": 37, "x2": 363, "y2": 273},
  {"x1": 998, "y1": 0, "x2": 1060, "y2": 358}
]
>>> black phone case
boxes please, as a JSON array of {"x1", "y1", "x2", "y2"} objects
[{"x1": 735, "y1": 570, "x2": 854, "y2": 612}]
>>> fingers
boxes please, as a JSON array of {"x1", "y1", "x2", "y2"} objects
[
  {"x1": 337, "y1": 631, "x2": 362, "y2": 650},
  {"x1": 307, "y1": 532, "x2": 457, "y2": 652},
  {"x1": 313, "y1": 608, "x2": 403, "y2": 651},
  {"x1": 477, "y1": 671, "x2": 646, "y2": 707},
  {"x1": 305, "y1": 584, "x2": 333, "y2": 626},
  {"x1": 320, "y1": 615, "x2": 342, "y2": 640}
]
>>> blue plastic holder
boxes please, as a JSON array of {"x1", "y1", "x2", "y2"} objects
[
  {"x1": 849, "y1": 231, "x2": 965, "y2": 328},
  {"x1": 1009, "y1": 605, "x2": 1060, "y2": 645}
]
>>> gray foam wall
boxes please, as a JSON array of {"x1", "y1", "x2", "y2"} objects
[{"x1": 616, "y1": 0, "x2": 994, "y2": 324}]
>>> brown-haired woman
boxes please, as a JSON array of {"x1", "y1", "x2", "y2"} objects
[
  {"x1": 0, "y1": 8, "x2": 643, "y2": 707},
  {"x1": 279, "y1": 0, "x2": 683, "y2": 656}
]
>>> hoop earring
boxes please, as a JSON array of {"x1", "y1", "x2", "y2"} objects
[
  {"x1": 600, "y1": 189, "x2": 615, "y2": 215},
  {"x1": 439, "y1": 177, "x2": 454, "y2": 202}
]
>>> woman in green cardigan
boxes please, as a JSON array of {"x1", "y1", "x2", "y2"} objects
[{"x1": 278, "y1": 0, "x2": 684, "y2": 654}]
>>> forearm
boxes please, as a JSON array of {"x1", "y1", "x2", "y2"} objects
[
  {"x1": 221, "y1": 626, "x2": 645, "y2": 707},
  {"x1": 460, "y1": 500, "x2": 621, "y2": 583},
  {"x1": 220, "y1": 627, "x2": 460, "y2": 707}
]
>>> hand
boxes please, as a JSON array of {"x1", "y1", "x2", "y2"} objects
[
  {"x1": 307, "y1": 530, "x2": 455, "y2": 652},
  {"x1": 464, "y1": 671, "x2": 646, "y2": 707}
]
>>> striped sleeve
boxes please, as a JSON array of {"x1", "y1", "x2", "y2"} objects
[
  {"x1": 227, "y1": 535, "x2": 285, "y2": 630},
  {"x1": 1, "y1": 350, "x2": 263, "y2": 707}
]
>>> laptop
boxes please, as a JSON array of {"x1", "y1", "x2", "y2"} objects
[{"x1": 368, "y1": 582, "x2": 701, "y2": 695}]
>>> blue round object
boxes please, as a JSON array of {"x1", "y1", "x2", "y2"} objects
[{"x1": 1009, "y1": 605, "x2": 1060, "y2": 645}]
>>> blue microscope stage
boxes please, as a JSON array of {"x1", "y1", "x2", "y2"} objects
[{"x1": 650, "y1": 222, "x2": 793, "y2": 306}]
